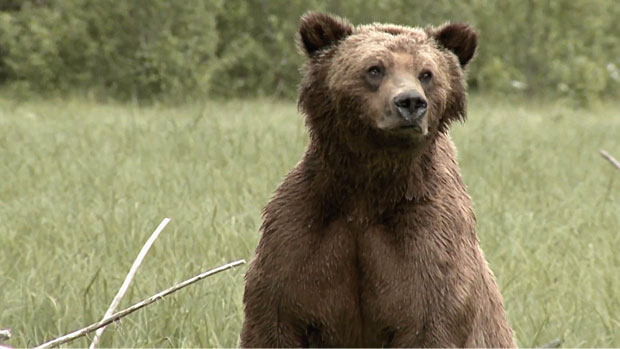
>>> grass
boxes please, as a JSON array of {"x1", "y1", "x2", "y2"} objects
[{"x1": 0, "y1": 95, "x2": 619, "y2": 347}]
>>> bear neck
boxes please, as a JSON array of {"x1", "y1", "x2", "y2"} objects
[{"x1": 305, "y1": 128, "x2": 448, "y2": 221}]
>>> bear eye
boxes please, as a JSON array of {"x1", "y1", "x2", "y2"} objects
[
  {"x1": 367, "y1": 65, "x2": 384, "y2": 78},
  {"x1": 365, "y1": 65, "x2": 385, "y2": 89},
  {"x1": 419, "y1": 70, "x2": 433, "y2": 82}
]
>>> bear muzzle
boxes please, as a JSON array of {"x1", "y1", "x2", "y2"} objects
[
  {"x1": 393, "y1": 91, "x2": 427, "y2": 120},
  {"x1": 390, "y1": 91, "x2": 429, "y2": 135}
]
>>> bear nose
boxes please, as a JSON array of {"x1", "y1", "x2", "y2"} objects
[{"x1": 393, "y1": 91, "x2": 427, "y2": 120}]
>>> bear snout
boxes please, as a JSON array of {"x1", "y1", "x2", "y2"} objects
[{"x1": 393, "y1": 91, "x2": 427, "y2": 121}]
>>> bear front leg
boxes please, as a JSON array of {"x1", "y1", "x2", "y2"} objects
[
  {"x1": 240, "y1": 313, "x2": 306, "y2": 348},
  {"x1": 240, "y1": 274, "x2": 308, "y2": 348}
]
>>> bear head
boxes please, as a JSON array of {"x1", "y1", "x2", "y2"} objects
[{"x1": 298, "y1": 12, "x2": 477, "y2": 153}]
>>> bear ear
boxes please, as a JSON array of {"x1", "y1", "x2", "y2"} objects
[
  {"x1": 430, "y1": 23, "x2": 478, "y2": 68},
  {"x1": 299, "y1": 12, "x2": 353, "y2": 58}
]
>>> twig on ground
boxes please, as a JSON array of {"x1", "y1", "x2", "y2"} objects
[
  {"x1": 0, "y1": 328, "x2": 12, "y2": 349},
  {"x1": 539, "y1": 338, "x2": 562, "y2": 348},
  {"x1": 34, "y1": 259, "x2": 246, "y2": 349},
  {"x1": 0, "y1": 328, "x2": 11, "y2": 343},
  {"x1": 600, "y1": 149, "x2": 620, "y2": 173},
  {"x1": 89, "y1": 218, "x2": 170, "y2": 349}
]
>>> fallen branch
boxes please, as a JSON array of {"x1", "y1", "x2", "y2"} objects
[
  {"x1": 0, "y1": 329, "x2": 11, "y2": 347},
  {"x1": 539, "y1": 338, "x2": 562, "y2": 348},
  {"x1": 600, "y1": 149, "x2": 620, "y2": 173},
  {"x1": 89, "y1": 218, "x2": 170, "y2": 349},
  {"x1": 0, "y1": 329, "x2": 10, "y2": 342},
  {"x1": 34, "y1": 259, "x2": 246, "y2": 349}
]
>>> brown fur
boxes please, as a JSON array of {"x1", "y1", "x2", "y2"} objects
[{"x1": 241, "y1": 12, "x2": 515, "y2": 348}]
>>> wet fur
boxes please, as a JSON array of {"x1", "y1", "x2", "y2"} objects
[{"x1": 240, "y1": 12, "x2": 514, "y2": 348}]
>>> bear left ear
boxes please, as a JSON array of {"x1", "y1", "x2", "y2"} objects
[
  {"x1": 430, "y1": 23, "x2": 478, "y2": 68},
  {"x1": 299, "y1": 12, "x2": 353, "y2": 58}
]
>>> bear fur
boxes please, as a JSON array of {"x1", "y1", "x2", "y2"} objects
[{"x1": 240, "y1": 12, "x2": 515, "y2": 348}]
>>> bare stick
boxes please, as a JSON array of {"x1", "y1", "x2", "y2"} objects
[
  {"x1": 539, "y1": 338, "x2": 562, "y2": 348},
  {"x1": 89, "y1": 218, "x2": 170, "y2": 349},
  {"x1": 34, "y1": 259, "x2": 246, "y2": 349},
  {"x1": 0, "y1": 328, "x2": 11, "y2": 344},
  {"x1": 601, "y1": 149, "x2": 620, "y2": 173}
]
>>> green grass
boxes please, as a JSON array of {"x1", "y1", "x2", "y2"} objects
[{"x1": 0, "y1": 95, "x2": 619, "y2": 347}]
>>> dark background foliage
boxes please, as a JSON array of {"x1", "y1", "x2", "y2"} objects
[{"x1": 0, "y1": 0, "x2": 618, "y2": 101}]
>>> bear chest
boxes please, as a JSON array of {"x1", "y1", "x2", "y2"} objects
[{"x1": 285, "y1": 216, "x2": 478, "y2": 347}]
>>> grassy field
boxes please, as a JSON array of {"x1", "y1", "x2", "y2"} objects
[{"x1": 0, "y1": 95, "x2": 619, "y2": 347}]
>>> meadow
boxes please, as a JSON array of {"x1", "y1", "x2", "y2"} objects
[{"x1": 0, "y1": 95, "x2": 619, "y2": 347}]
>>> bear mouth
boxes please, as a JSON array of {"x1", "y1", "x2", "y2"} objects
[
  {"x1": 377, "y1": 115, "x2": 429, "y2": 137},
  {"x1": 395, "y1": 123, "x2": 427, "y2": 135}
]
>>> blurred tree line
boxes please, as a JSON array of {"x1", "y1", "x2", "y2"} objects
[{"x1": 0, "y1": 0, "x2": 618, "y2": 102}]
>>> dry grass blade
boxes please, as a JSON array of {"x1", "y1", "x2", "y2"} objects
[
  {"x1": 600, "y1": 149, "x2": 620, "y2": 173},
  {"x1": 34, "y1": 259, "x2": 246, "y2": 349},
  {"x1": 89, "y1": 218, "x2": 170, "y2": 349}
]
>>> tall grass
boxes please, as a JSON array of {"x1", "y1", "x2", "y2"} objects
[{"x1": 0, "y1": 96, "x2": 619, "y2": 347}]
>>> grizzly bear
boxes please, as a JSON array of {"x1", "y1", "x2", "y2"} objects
[{"x1": 240, "y1": 12, "x2": 515, "y2": 348}]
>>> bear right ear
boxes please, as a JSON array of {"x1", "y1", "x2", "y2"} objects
[{"x1": 299, "y1": 12, "x2": 353, "y2": 58}]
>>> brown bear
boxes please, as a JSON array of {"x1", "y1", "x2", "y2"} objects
[{"x1": 240, "y1": 12, "x2": 515, "y2": 348}]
